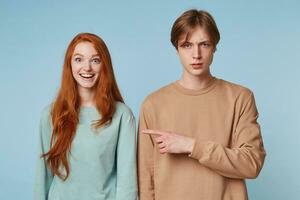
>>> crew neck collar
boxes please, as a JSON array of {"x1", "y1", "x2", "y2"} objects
[
  {"x1": 80, "y1": 105, "x2": 96, "y2": 110},
  {"x1": 172, "y1": 77, "x2": 218, "y2": 96}
]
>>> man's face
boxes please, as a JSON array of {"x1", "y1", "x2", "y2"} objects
[{"x1": 177, "y1": 26, "x2": 215, "y2": 79}]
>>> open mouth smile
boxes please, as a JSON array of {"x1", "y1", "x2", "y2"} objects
[{"x1": 79, "y1": 73, "x2": 95, "y2": 79}]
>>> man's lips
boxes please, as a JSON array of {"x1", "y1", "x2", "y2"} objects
[{"x1": 191, "y1": 63, "x2": 203, "y2": 69}]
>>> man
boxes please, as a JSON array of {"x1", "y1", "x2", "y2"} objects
[{"x1": 138, "y1": 9, "x2": 266, "y2": 200}]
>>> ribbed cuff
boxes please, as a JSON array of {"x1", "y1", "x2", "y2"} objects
[{"x1": 188, "y1": 139, "x2": 205, "y2": 160}]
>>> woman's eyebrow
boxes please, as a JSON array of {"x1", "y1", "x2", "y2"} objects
[
  {"x1": 72, "y1": 53, "x2": 100, "y2": 57},
  {"x1": 73, "y1": 53, "x2": 83, "y2": 57}
]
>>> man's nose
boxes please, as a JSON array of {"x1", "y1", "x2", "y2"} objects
[{"x1": 192, "y1": 45, "x2": 202, "y2": 59}]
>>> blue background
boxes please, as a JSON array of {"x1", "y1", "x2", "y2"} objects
[{"x1": 1, "y1": 0, "x2": 299, "y2": 199}]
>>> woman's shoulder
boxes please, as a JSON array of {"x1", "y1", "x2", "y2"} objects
[
  {"x1": 40, "y1": 104, "x2": 52, "y2": 122},
  {"x1": 115, "y1": 101, "x2": 134, "y2": 118},
  {"x1": 39, "y1": 104, "x2": 53, "y2": 137},
  {"x1": 39, "y1": 104, "x2": 54, "y2": 131}
]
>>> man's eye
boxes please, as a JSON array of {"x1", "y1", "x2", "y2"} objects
[
  {"x1": 182, "y1": 43, "x2": 192, "y2": 48},
  {"x1": 202, "y1": 42, "x2": 211, "y2": 47}
]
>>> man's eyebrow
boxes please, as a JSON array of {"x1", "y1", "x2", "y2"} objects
[
  {"x1": 178, "y1": 39, "x2": 191, "y2": 45},
  {"x1": 199, "y1": 40, "x2": 212, "y2": 43},
  {"x1": 179, "y1": 39, "x2": 212, "y2": 45}
]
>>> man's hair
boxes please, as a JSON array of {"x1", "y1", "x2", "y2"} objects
[{"x1": 170, "y1": 9, "x2": 220, "y2": 49}]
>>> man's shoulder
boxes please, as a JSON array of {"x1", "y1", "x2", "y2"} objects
[
  {"x1": 217, "y1": 79, "x2": 254, "y2": 103},
  {"x1": 141, "y1": 83, "x2": 174, "y2": 109},
  {"x1": 147, "y1": 83, "x2": 174, "y2": 99},
  {"x1": 218, "y1": 79, "x2": 253, "y2": 96}
]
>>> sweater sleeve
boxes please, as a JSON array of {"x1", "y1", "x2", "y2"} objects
[
  {"x1": 137, "y1": 101, "x2": 155, "y2": 200},
  {"x1": 34, "y1": 107, "x2": 54, "y2": 200},
  {"x1": 189, "y1": 92, "x2": 266, "y2": 179},
  {"x1": 116, "y1": 109, "x2": 138, "y2": 200}
]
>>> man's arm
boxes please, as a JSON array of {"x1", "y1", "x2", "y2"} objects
[
  {"x1": 143, "y1": 92, "x2": 266, "y2": 179},
  {"x1": 190, "y1": 92, "x2": 266, "y2": 179},
  {"x1": 137, "y1": 101, "x2": 155, "y2": 200}
]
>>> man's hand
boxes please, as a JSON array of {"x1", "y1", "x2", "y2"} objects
[{"x1": 142, "y1": 129, "x2": 195, "y2": 154}]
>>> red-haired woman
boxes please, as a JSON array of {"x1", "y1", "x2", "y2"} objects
[{"x1": 34, "y1": 33, "x2": 137, "y2": 200}]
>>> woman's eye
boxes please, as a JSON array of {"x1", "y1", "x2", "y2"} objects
[
  {"x1": 74, "y1": 57, "x2": 81, "y2": 62},
  {"x1": 92, "y1": 58, "x2": 101, "y2": 64}
]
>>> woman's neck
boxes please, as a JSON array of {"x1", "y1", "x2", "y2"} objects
[{"x1": 78, "y1": 87, "x2": 95, "y2": 107}]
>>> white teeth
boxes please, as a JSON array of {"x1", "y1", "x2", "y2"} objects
[{"x1": 80, "y1": 74, "x2": 94, "y2": 78}]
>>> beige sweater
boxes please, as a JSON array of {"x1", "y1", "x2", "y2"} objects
[{"x1": 137, "y1": 78, "x2": 266, "y2": 200}]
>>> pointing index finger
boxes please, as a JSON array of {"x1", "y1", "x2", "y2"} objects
[{"x1": 142, "y1": 129, "x2": 166, "y2": 136}]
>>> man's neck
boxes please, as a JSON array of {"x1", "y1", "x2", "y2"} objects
[{"x1": 178, "y1": 73, "x2": 214, "y2": 90}]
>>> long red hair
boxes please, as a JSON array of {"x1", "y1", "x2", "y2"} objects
[{"x1": 43, "y1": 33, "x2": 124, "y2": 180}]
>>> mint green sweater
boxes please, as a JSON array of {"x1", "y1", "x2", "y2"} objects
[{"x1": 34, "y1": 102, "x2": 137, "y2": 200}]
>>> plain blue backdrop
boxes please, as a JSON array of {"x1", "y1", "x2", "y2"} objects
[{"x1": 1, "y1": 0, "x2": 299, "y2": 199}]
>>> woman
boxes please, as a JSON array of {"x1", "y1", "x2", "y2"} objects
[{"x1": 34, "y1": 33, "x2": 137, "y2": 200}]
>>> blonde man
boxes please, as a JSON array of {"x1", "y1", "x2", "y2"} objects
[{"x1": 138, "y1": 9, "x2": 266, "y2": 200}]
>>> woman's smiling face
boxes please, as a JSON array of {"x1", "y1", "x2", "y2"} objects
[{"x1": 71, "y1": 42, "x2": 102, "y2": 91}]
